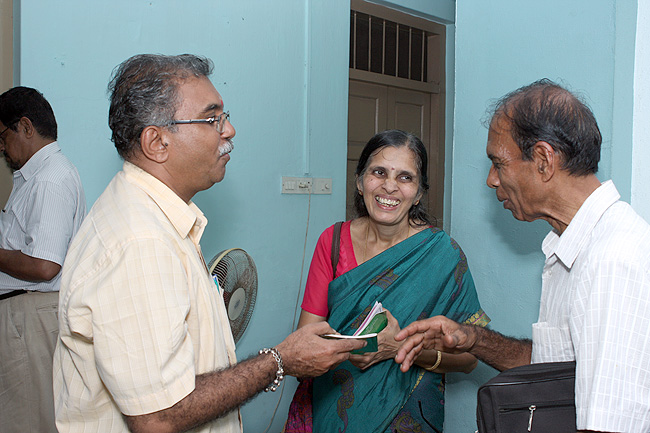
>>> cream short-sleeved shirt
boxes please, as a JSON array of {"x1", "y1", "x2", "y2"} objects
[{"x1": 54, "y1": 162, "x2": 240, "y2": 433}]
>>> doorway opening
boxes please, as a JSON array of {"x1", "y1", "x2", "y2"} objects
[{"x1": 347, "y1": 0, "x2": 446, "y2": 226}]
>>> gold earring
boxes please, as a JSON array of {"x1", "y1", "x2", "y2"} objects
[{"x1": 358, "y1": 190, "x2": 363, "y2": 195}]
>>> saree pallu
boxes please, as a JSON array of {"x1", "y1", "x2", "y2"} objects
[{"x1": 312, "y1": 227, "x2": 489, "y2": 433}]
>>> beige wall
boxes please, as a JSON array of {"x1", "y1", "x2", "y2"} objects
[{"x1": 0, "y1": 0, "x2": 13, "y2": 208}]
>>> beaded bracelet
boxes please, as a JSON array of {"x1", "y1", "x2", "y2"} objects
[{"x1": 259, "y1": 347, "x2": 284, "y2": 392}]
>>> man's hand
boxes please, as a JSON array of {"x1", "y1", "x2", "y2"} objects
[
  {"x1": 395, "y1": 316, "x2": 532, "y2": 372},
  {"x1": 0, "y1": 249, "x2": 61, "y2": 282},
  {"x1": 276, "y1": 322, "x2": 366, "y2": 377},
  {"x1": 126, "y1": 322, "x2": 365, "y2": 433},
  {"x1": 394, "y1": 316, "x2": 476, "y2": 372}
]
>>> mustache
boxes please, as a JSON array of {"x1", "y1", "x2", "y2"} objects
[{"x1": 219, "y1": 139, "x2": 234, "y2": 156}]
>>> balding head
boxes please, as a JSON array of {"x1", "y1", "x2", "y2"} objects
[{"x1": 487, "y1": 79, "x2": 601, "y2": 176}]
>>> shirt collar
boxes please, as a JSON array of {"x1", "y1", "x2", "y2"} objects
[
  {"x1": 542, "y1": 180, "x2": 620, "y2": 268},
  {"x1": 14, "y1": 141, "x2": 59, "y2": 181},
  {"x1": 122, "y1": 161, "x2": 207, "y2": 241}
]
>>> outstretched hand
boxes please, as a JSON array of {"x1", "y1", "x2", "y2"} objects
[
  {"x1": 393, "y1": 315, "x2": 475, "y2": 372},
  {"x1": 276, "y1": 321, "x2": 366, "y2": 377}
]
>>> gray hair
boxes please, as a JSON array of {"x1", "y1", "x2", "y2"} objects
[
  {"x1": 108, "y1": 54, "x2": 214, "y2": 159},
  {"x1": 486, "y1": 79, "x2": 601, "y2": 176}
]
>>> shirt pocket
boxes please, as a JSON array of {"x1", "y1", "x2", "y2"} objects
[
  {"x1": 0, "y1": 208, "x2": 23, "y2": 250},
  {"x1": 531, "y1": 321, "x2": 575, "y2": 363}
]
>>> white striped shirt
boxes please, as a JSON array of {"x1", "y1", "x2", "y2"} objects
[
  {"x1": 532, "y1": 180, "x2": 650, "y2": 432},
  {"x1": 0, "y1": 142, "x2": 86, "y2": 294}
]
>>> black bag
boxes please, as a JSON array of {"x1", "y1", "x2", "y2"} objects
[{"x1": 476, "y1": 361, "x2": 576, "y2": 433}]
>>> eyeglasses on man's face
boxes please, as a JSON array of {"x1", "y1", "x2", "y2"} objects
[
  {"x1": 169, "y1": 111, "x2": 230, "y2": 134},
  {"x1": 0, "y1": 124, "x2": 14, "y2": 145}
]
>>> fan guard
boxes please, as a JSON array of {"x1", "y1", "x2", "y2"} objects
[{"x1": 207, "y1": 248, "x2": 258, "y2": 343}]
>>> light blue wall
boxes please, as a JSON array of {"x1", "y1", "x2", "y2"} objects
[
  {"x1": 611, "y1": 0, "x2": 639, "y2": 203},
  {"x1": 19, "y1": 1, "x2": 350, "y2": 431},
  {"x1": 448, "y1": 1, "x2": 632, "y2": 432}
]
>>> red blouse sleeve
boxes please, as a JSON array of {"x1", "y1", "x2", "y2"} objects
[{"x1": 300, "y1": 221, "x2": 357, "y2": 317}]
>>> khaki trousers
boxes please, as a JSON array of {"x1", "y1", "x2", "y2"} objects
[{"x1": 0, "y1": 291, "x2": 59, "y2": 433}]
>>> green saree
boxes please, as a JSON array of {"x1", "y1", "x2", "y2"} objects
[{"x1": 312, "y1": 227, "x2": 489, "y2": 433}]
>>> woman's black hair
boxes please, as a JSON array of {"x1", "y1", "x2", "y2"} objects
[{"x1": 354, "y1": 129, "x2": 434, "y2": 227}]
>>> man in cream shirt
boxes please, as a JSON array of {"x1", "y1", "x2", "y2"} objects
[{"x1": 54, "y1": 54, "x2": 364, "y2": 433}]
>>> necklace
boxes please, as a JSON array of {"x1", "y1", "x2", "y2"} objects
[
  {"x1": 362, "y1": 220, "x2": 370, "y2": 263},
  {"x1": 361, "y1": 219, "x2": 410, "y2": 263}
]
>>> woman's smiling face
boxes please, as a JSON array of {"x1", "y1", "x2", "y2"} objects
[{"x1": 358, "y1": 145, "x2": 422, "y2": 227}]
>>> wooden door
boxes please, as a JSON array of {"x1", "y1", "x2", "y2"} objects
[
  {"x1": 347, "y1": 80, "x2": 438, "y2": 223},
  {"x1": 347, "y1": 81, "x2": 387, "y2": 220}
]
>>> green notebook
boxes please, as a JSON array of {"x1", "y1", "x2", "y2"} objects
[
  {"x1": 351, "y1": 310, "x2": 387, "y2": 354},
  {"x1": 324, "y1": 302, "x2": 387, "y2": 354}
]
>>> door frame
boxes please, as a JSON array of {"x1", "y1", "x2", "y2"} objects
[
  {"x1": 0, "y1": 0, "x2": 14, "y2": 208},
  {"x1": 349, "y1": 0, "x2": 446, "y2": 225}
]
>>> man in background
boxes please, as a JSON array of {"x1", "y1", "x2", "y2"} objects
[
  {"x1": 395, "y1": 79, "x2": 650, "y2": 433},
  {"x1": 0, "y1": 86, "x2": 86, "y2": 433},
  {"x1": 54, "y1": 54, "x2": 364, "y2": 433}
]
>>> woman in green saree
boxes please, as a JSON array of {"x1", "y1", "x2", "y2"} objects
[{"x1": 285, "y1": 130, "x2": 489, "y2": 433}]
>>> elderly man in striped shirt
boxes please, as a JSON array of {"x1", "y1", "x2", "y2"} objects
[
  {"x1": 0, "y1": 86, "x2": 86, "y2": 433},
  {"x1": 395, "y1": 79, "x2": 650, "y2": 433}
]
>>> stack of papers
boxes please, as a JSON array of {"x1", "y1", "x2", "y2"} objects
[
  {"x1": 353, "y1": 301, "x2": 385, "y2": 336},
  {"x1": 324, "y1": 301, "x2": 387, "y2": 354}
]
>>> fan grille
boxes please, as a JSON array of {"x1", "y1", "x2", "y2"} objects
[{"x1": 209, "y1": 249, "x2": 257, "y2": 343}]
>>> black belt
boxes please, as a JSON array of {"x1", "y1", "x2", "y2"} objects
[{"x1": 0, "y1": 290, "x2": 27, "y2": 301}]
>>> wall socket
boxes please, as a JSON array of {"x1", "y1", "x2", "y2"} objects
[
  {"x1": 312, "y1": 178, "x2": 332, "y2": 194},
  {"x1": 281, "y1": 176, "x2": 332, "y2": 194},
  {"x1": 281, "y1": 177, "x2": 312, "y2": 194}
]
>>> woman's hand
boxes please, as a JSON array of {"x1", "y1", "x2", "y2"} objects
[{"x1": 348, "y1": 309, "x2": 401, "y2": 370}]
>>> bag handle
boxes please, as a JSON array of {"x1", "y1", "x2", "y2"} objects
[{"x1": 330, "y1": 221, "x2": 343, "y2": 280}]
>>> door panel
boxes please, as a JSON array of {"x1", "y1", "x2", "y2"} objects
[
  {"x1": 347, "y1": 81, "x2": 387, "y2": 219},
  {"x1": 389, "y1": 87, "x2": 434, "y2": 215},
  {"x1": 348, "y1": 80, "x2": 439, "y2": 224},
  {"x1": 347, "y1": 83, "x2": 387, "y2": 142}
]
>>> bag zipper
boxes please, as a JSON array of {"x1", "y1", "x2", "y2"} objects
[{"x1": 498, "y1": 400, "x2": 574, "y2": 432}]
